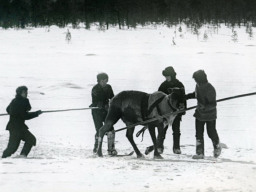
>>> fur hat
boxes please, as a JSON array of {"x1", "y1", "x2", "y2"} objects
[
  {"x1": 16, "y1": 86, "x2": 28, "y2": 95},
  {"x1": 97, "y1": 72, "x2": 109, "y2": 82},
  {"x1": 162, "y1": 66, "x2": 176, "y2": 78}
]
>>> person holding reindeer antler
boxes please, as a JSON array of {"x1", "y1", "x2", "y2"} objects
[
  {"x1": 145, "y1": 66, "x2": 186, "y2": 155},
  {"x1": 158, "y1": 66, "x2": 186, "y2": 154}
]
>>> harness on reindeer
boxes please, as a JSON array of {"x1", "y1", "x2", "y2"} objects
[{"x1": 137, "y1": 92, "x2": 178, "y2": 141}]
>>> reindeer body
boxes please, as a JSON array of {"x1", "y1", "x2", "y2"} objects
[{"x1": 97, "y1": 90, "x2": 185, "y2": 158}]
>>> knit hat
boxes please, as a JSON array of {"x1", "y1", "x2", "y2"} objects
[
  {"x1": 16, "y1": 86, "x2": 28, "y2": 95},
  {"x1": 162, "y1": 66, "x2": 176, "y2": 78}
]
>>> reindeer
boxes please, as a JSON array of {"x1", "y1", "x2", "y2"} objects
[
  {"x1": 66, "y1": 29, "x2": 71, "y2": 43},
  {"x1": 96, "y1": 88, "x2": 186, "y2": 159}
]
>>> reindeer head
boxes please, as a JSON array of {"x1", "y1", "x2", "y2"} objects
[{"x1": 167, "y1": 87, "x2": 186, "y2": 111}]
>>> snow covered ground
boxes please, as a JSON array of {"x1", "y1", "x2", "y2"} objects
[{"x1": 0, "y1": 24, "x2": 256, "y2": 192}]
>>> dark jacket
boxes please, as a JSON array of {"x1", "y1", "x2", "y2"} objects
[
  {"x1": 186, "y1": 82, "x2": 217, "y2": 121},
  {"x1": 90, "y1": 84, "x2": 114, "y2": 109},
  {"x1": 6, "y1": 95, "x2": 39, "y2": 130},
  {"x1": 158, "y1": 79, "x2": 185, "y2": 94},
  {"x1": 158, "y1": 78, "x2": 186, "y2": 116}
]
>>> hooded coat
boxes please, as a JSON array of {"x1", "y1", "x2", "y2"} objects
[{"x1": 187, "y1": 82, "x2": 217, "y2": 121}]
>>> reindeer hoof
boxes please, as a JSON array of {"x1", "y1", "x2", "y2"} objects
[
  {"x1": 154, "y1": 155, "x2": 163, "y2": 159},
  {"x1": 137, "y1": 154, "x2": 145, "y2": 159},
  {"x1": 145, "y1": 146, "x2": 154, "y2": 155},
  {"x1": 157, "y1": 148, "x2": 164, "y2": 154}
]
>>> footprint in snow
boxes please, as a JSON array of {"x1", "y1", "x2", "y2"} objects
[
  {"x1": 2, "y1": 162, "x2": 13, "y2": 164},
  {"x1": 131, "y1": 165, "x2": 140, "y2": 170},
  {"x1": 86, "y1": 54, "x2": 97, "y2": 56},
  {"x1": 154, "y1": 168, "x2": 162, "y2": 172}
]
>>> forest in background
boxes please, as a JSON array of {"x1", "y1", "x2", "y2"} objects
[{"x1": 0, "y1": 0, "x2": 256, "y2": 33}]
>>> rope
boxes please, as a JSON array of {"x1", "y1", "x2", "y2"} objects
[
  {"x1": 0, "y1": 107, "x2": 99, "y2": 116},
  {"x1": 0, "y1": 90, "x2": 255, "y2": 125},
  {"x1": 136, "y1": 126, "x2": 148, "y2": 141},
  {"x1": 115, "y1": 91, "x2": 256, "y2": 133},
  {"x1": 0, "y1": 113, "x2": 8, "y2": 117},
  {"x1": 42, "y1": 107, "x2": 99, "y2": 113}
]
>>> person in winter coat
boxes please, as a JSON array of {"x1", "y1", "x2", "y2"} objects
[
  {"x1": 158, "y1": 66, "x2": 186, "y2": 154},
  {"x1": 2, "y1": 86, "x2": 42, "y2": 158},
  {"x1": 90, "y1": 73, "x2": 117, "y2": 155},
  {"x1": 186, "y1": 70, "x2": 221, "y2": 159}
]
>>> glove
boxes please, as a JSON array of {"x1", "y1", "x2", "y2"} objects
[
  {"x1": 89, "y1": 103, "x2": 95, "y2": 107},
  {"x1": 36, "y1": 110, "x2": 43, "y2": 115},
  {"x1": 97, "y1": 102, "x2": 104, "y2": 109}
]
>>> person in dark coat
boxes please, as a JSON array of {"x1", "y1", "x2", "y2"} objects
[
  {"x1": 2, "y1": 86, "x2": 42, "y2": 158},
  {"x1": 186, "y1": 70, "x2": 221, "y2": 159},
  {"x1": 90, "y1": 73, "x2": 117, "y2": 155},
  {"x1": 157, "y1": 66, "x2": 186, "y2": 154}
]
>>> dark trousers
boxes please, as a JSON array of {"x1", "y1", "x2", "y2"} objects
[
  {"x1": 2, "y1": 129, "x2": 36, "y2": 158},
  {"x1": 92, "y1": 109, "x2": 114, "y2": 138},
  {"x1": 92, "y1": 109, "x2": 114, "y2": 151},
  {"x1": 195, "y1": 119, "x2": 219, "y2": 155},
  {"x1": 162, "y1": 115, "x2": 181, "y2": 149}
]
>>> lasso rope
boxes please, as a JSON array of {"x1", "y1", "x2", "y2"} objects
[
  {"x1": 0, "y1": 107, "x2": 99, "y2": 116},
  {"x1": 0, "y1": 91, "x2": 255, "y2": 131},
  {"x1": 115, "y1": 91, "x2": 256, "y2": 133}
]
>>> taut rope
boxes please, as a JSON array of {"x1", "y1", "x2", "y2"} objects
[{"x1": 115, "y1": 91, "x2": 256, "y2": 133}]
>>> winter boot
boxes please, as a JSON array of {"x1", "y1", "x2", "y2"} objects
[
  {"x1": 15, "y1": 154, "x2": 27, "y2": 158},
  {"x1": 192, "y1": 139, "x2": 204, "y2": 159},
  {"x1": 93, "y1": 136, "x2": 98, "y2": 153},
  {"x1": 173, "y1": 134, "x2": 181, "y2": 154},
  {"x1": 173, "y1": 148, "x2": 181, "y2": 154},
  {"x1": 2, "y1": 149, "x2": 12, "y2": 158},
  {"x1": 107, "y1": 131, "x2": 117, "y2": 156},
  {"x1": 192, "y1": 154, "x2": 204, "y2": 159},
  {"x1": 213, "y1": 143, "x2": 222, "y2": 158}
]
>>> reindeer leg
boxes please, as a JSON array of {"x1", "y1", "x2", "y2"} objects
[
  {"x1": 145, "y1": 124, "x2": 167, "y2": 155},
  {"x1": 126, "y1": 126, "x2": 143, "y2": 158},
  {"x1": 97, "y1": 121, "x2": 113, "y2": 157},
  {"x1": 156, "y1": 124, "x2": 165, "y2": 154},
  {"x1": 148, "y1": 125, "x2": 163, "y2": 159},
  {"x1": 145, "y1": 145, "x2": 154, "y2": 155}
]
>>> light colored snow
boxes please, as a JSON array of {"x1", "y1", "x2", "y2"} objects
[{"x1": 0, "y1": 25, "x2": 256, "y2": 192}]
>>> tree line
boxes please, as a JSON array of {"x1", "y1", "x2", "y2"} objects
[{"x1": 0, "y1": 0, "x2": 256, "y2": 29}]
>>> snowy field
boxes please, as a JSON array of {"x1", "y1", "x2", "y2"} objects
[{"x1": 0, "y1": 25, "x2": 256, "y2": 192}]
